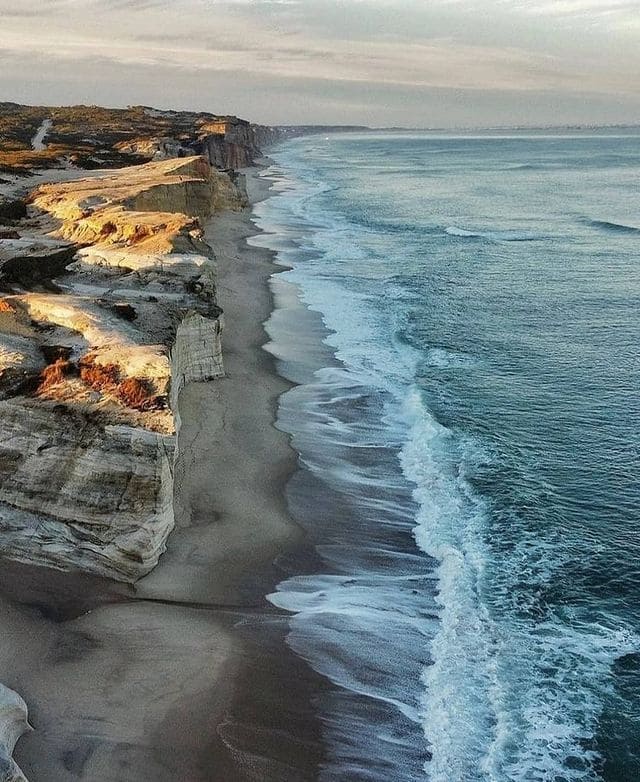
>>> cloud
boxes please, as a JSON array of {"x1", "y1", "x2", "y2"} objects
[
  {"x1": 0, "y1": 0, "x2": 638, "y2": 123},
  {"x1": 506, "y1": 0, "x2": 638, "y2": 17}
]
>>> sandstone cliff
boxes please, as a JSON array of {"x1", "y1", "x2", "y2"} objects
[
  {"x1": 197, "y1": 118, "x2": 259, "y2": 169},
  {"x1": 29, "y1": 156, "x2": 246, "y2": 250},
  {"x1": 0, "y1": 155, "x2": 234, "y2": 583},
  {"x1": 0, "y1": 103, "x2": 286, "y2": 177}
]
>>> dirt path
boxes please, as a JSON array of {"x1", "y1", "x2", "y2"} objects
[{"x1": 30, "y1": 119, "x2": 52, "y2": 151}]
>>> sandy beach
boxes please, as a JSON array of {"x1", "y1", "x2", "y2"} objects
[
  {"x1": 0, "y1": 165, "x2": 323, "y2": 781},
  {"x1": 4, "y1": 3, "x2": 638, "y2": 775}
]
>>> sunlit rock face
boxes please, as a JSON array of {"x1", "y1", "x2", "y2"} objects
[
  {"x1": 195, "y1": 118, "x2": 262, "y2": 170},
  {"x1": 0, "y1": 155, "x2": 234, "y2": 581},
  {"x1": 29, "y1": 156, "x2": 245, "y2": 251}
]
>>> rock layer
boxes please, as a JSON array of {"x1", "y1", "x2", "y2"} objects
[
  {"x1": 0, "y1": 403, "x2": 174, "y2": 581},
  {"x1": 170, "y1": 310, "x2": 225, "y2": 418},
  {"x1": 29, "y1": 156, "x2": 244, "y2": 252},
  {"x1": 0, "y1": 155, "x2": 233, "y2": 581}
]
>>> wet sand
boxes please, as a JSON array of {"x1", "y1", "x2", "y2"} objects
[{"x1": 1, "y1": 165, "x2": 324, "y2": 780}]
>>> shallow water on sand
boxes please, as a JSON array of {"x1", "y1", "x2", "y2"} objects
[{"x1": 253, "y1": 132, "x2": 640, "y2": 781}]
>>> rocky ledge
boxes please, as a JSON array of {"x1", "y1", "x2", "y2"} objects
[{"x1": 0, "y1": 155, "x2": 236, "y2": 583}]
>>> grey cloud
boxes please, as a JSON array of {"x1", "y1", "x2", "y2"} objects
[{"x1": 0, "y1": 0, "x2": 638, "y2": 125}]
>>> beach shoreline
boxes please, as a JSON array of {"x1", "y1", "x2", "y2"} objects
[
  {"x1": 1, "y1": 160, "x2": 324, "y2": 780},
  {"x1": 137, "y1": 163, "x2": 304, "y2": 605}
]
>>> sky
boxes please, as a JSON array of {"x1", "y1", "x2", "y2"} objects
[{"x1": 0, "y1": 0, "x2": 639, "y2": 127}]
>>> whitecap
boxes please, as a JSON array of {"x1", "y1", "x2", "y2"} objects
[
  {"x1": 424, "y1": 348, "x2": 478, "y2": 369},
  {"x1": 445, "y1": 225, "x2": 544, "y2": 241}
]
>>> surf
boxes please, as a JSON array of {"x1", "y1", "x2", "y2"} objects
[{"x1": 255, "y1": 131, "x2": 640, "y2": 781}]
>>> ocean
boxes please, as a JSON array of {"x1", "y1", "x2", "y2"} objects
[{"x1": 251, "y1": 132, "x2": 640, "y2": 781}]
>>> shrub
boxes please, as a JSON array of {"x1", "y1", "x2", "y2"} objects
[
  {"x1": 79, "y1": 356, "x2": 164, "y2": 411},
  {"x1": 37, "y1": 358, "x2": 74, "y2": 392},
  {"x1": 79, "y1": 358, "x2": 120, "y2": 391},
  {"x1": 117, "y1": 376, "x2": 163, "y2": 411}
]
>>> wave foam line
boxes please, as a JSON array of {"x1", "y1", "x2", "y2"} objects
[{"x1": 399, "y1": 387, "x2": 639, "y2": 782}]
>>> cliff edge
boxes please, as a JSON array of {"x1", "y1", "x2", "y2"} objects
[{"x1": 0, "y1": 155, "x2": 239, "y2": 582}]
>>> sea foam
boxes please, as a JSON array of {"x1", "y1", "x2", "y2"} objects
[{"x1": 257, "y1": 133, "x2": 640, "y2": 781}]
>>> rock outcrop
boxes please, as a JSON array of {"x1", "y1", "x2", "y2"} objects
[
  {"x1": 0, "y1": 102, "x2": 286, "y2": 176},
  {"x1": 29, "y1": 156, "x2": 245, "y2": 251},
  {"x1": 0, "y1": 684, "x2": 30, "y2": 782},
  {"x1": 0, "y1": 403, "x2": 174, "y2": 581},
  {"x1": 0, "y1": 155, "x2": 234, "y2": 581},
  {"x1": 0, "y1": 199, "x2": 27, "y2": 222},
  {"x1": 114, "y1": 137, "x2": 190, "y2": 160},
  {"x1": 196, "y1": 118, "x2": 283, "y2": 169},
  {"x1": 170, "y1": 310, "x2": 225, "y2": 414}
]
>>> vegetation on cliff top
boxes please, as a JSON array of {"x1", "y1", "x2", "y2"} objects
[{"x1": 0, "y1": 102, "x2": 263, "y2": 175}]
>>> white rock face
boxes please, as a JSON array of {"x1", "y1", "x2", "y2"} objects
[
  {"x1": 0, "y1": 401, "x2": 175, "y2": 582},
  {"x1": 170, "y1": 310, "x2": 224, "y2": 412},
  {"x1": 0, "y1": 684, "x2": 30, "y2": 782}
]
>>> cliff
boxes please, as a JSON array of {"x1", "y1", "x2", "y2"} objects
[
  {"x1": 0, "y1": 155, "x2": 236, "y2": 583},
  {"x1": 0, "y1": 103, "x2": 285, "y2": 177},
  {"x1": 0, "y1": 107, "x2": 285, "y2": 778},
  {"x1": 28, "y1": 156, "x2": 246, "y2": 247},
  {"x1": 195, "y1": 118, "x2": 286, "y2": 168}
]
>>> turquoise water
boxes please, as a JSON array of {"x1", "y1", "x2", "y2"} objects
[{"x1": 256, "y1": 132, "x2": 640, "y2": 781}]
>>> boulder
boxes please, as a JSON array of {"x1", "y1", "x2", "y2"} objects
[{"x1": 0, "y1": 684, "x2": 30, "y2": 782}]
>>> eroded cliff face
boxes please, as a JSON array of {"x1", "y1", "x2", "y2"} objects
[
  {"x1": 29, "y1": 156, "x2": 246, "y2": 251},
  {"x1": 196, "y1": 118, "x2": 284, "y2": 169},
  {"x1": 196, "y1": 117, "x2": 256, "y2": 169},
  {"x1": 0, "y1": 155, "x2": 233, "y2": 583},
  {"x1": 0, "y1": 102, "x2": 286, "y2": 178},
  {"x1": 0, "y1": 405, "x2": 174, "y2": 581}
]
